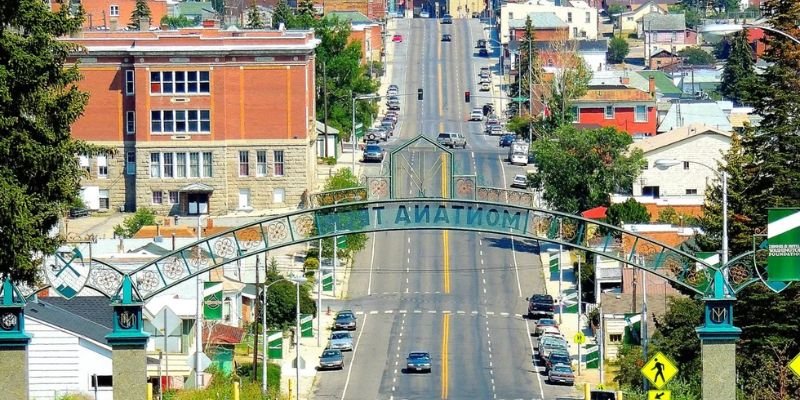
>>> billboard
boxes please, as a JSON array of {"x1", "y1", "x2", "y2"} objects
[{"x1": 767, "y1": 209, "x2": 800, "y2": 282}]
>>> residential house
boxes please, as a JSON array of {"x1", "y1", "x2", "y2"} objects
[
  {"x1": 500, "y1": 0, "x2": 599, "y2": 44},
  {"x1": 508, "y1": 12, "x2": 569, "y2": 42},
  {"x1": 648, "y1": 48, "x2": 681, "y2": 70},
  {"x1": 25, "y1": 296, "x2": 118, "y2": 400},
  {"x1": 629, "y1": 123, "x2": 731, "y2": 203},
  {"x1": 64, "y1": 28, "x2": 320, "y2": 216},
  {"x1": 599, "y1": 291, "x2": 673, "y2": 360},
  {"x1": 674, "y1": 66, "x2": 723, "y2": 97},
  {"x1": 636, "y1": 70, "x2": 682, "y2": 99},
  {"x1": 571, "y1": 79, "x2": 658, "y2": 136},
  {"x1": 50, "y1": 0, "x2": 170, "y2": 31},
  {"x1": 323, "y1": 0, "x2": 388, "y2": 21},
  {"x1": 616, "y1": 0, "x2": 668, "y2": 32},
  {"x1": 317, "y1": 121, "x2": 340, "y2": 158},
  {"x1": 603, "y1": 0, "x2": 680, "y2": 8},
  {"x1": 657, "y1": 100, "x2": 732, "y2": 133},
  {"x1": 517, "y1": 39, "x2": 608, "y2": 73},
  {"x1": 326, "y1": 11, "x2": 384, "y2": 65},
  {"x1": 639, "y1": 13, "x2": 698, "y2": 60}
]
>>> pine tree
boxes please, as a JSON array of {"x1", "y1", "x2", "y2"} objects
[
  {"x1": 245, "y1": 3, "x2": 265, "y2": 29},
  {"x1": 128, "y1": 0, "x2": 152, "y2": 30},
  {"x1": 510, "y1": 16, "x2": 540, "y2": 104},
  {"x1": 718, "y1": 29, "x2": 756, "y2": 105},
  {"x1": 272, "y1": 0, "x2": 294, "y2": 29},
  {"x1": 0, "y1": 1, "x2": 103, "y2": 284}
]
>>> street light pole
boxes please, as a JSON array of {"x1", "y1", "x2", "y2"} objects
[
  {"x1": 294, "y1": 277, "x2": 302, "y2": 400},
  {"x1": 351, "y1": 95, "x2": 357, "y2": 172}
]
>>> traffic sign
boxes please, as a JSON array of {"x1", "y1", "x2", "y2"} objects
[
  {"x1": 648, "y1": 390, "x2": 671, "y2": 400},
  {"x1": 574, "y1": 331, "x2": 586, "y2": 345},
  {"x1": 187, "y1": 351, "x2": 212, "y2": 372},
  {"x1": 641, "y1": 351, "x2": 678, "y2": 389},
  {"x1": 789, "y1": 351, "x2": 800, "y2": 378}
]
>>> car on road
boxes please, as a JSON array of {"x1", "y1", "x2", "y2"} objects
[
  {"x1": 328, "y1": 331, "x2": 354, "y2": 351},
  {"x1": 366, "y1": 127, "x2": 387, "y2": 142},
  {"x1": 478, "y1": 48, "x2": 489, "y2": 57},
  {"x1": 476, "y1": 39, "x2": 487, "y2": 49},
  {"x1": 406, "y1": 351, "x2": 432, "y2": 373},
  {"x1": 441, "y1": 14, "x2": 453, "y2": 24},
  {"x1": 548, "y1": 363, "x2": 575, "y2": 385},
  {"x1": 480, "y1": 81, "x2": 491, "y2": 91},
  {"x1": 392, "y1": 34, "x2": 403, "y2": 43},
  {"x1": 388, "y1": 84, "x2": 399, "y2": 91},
  {"x1": 387, "y1": 87, "x2": 398, "y2": 96},
  {"x1": 499, "y1": 134, "x2": 515, "y2": 147},
  {"x1": 436, "y1": 132, "x2": 467, "y2": 148},
  {"x1": 387, "y1": 98, "x2": 401, "y2": 111},
  {"x1": 363, "y1": 144, "x2": 385, "y2": 162},
  {"x1": 545, "y1": 351, "x2": 571, "y2": 373},
  {"x1": 334, "y1": 310, "x2": 357, "y2": 330},
  {"x1": 382, "y1": 113, "x2": 397, "y2": 125},
  {"x1": 442, "y1": 33, "x2": 452, "y2": 42},
  {"x1": 534, "y1": 317, "x2": 559, "y2": 335},
  {"x1": 479, "y1": 67, "x2": 491, "y2": 78},
  {"x1": 420, "y1": 10, "x2": 430, "y2": 18},
  {"x1": 488, "y1": 124, "x2": 503, "y2": 136},
  {"x1": 482, "y1": 103, "x2": 494, "y2": 116},
  {"x1": 318, "y1": 349, "x2": 345, "y2": 370},
  {"x1": 469, "y1": 108, "x2": 484, "y2": 121},
  {"x1": 538, "y1": 336, "x2": 569, "y2": 362},
  {"x1": 380, "y1": 120, "x2": 395, "y2": 136},
  {"x1": 511, "y1": 174, "x2": 528, "y2": 189},
  {"x1": 528, "y1": 294, "x2": 555, "y2": 320}
]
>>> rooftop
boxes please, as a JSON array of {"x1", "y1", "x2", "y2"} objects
[
  {"x1": 509, "y1": 12, "x2": 567, "y2": 29},
  {"x1": 657, "y1": 101, "x2": 732, "y2": 133},
  {"x1": 631, "y1": 123, "x2": 731, "y2": 153},
  {"x1": 637, "y1": 70, "x2": 682, "y2": 95},
  {"x1": 26, "y1": 296, "x2": 114, "y2": 346},
  {"x1": 642, "y1": 13, "x2": 686, "y2": 31},
  {"x1": 575, "y1": 85, "x2": 654, "y2": 102},
  {"x1": 325, "y1": 11, "x2": 375, "y2": 24}
]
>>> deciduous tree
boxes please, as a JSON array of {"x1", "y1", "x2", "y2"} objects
[
  {"x1": 606, "y1": 198, "x2": 651, "y2": 227},
  {"x1": 678, "y1": 46, "x2": 715, "y2": 65},
  {"x1": 0, "y1": 1, "x2": 101, "y2": 284},
  {"x1": 113, "y1": 208, "x2": 157, "y2": 238},
  {"x1": 529, "y1": 126, "x2": 645, "y2": 213},
  {"x1": 607, "y1": 36, "x2": 630, "y2": 64}
]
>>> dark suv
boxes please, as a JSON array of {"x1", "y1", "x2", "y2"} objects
[{"x1": 526, "y1": 294, "x2": 554, "y2": 319}]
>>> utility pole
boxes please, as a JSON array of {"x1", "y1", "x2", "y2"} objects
[{"x1": 323, "y1": 61, "x2": 329, "y2": 158}]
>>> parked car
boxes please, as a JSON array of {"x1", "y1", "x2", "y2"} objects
[
  {"x1": 363, "y1": 144, "x2": 385, "y2": 162},
  {"x1": 380, "y1": 120, "x2": 395, "y2": 136},
  {"x1": 382, "y1": 113, "x2": 397, "y2": 125},
  {"x1": 366, "y1": 127, "x2": 387, "y2": 142},
  {"x1": 334, "y1": 310, "x2": 358, "y2": 330},
  {"x1": 539, "y1": 337, "x2": 569, "y2": 363},
  {"x1": 406, "y1": 351, "x2": 432, "y2": 373},
  {"x1": 387, "y1": 88, "x2": 399, "y2": 96},
  {"x1": 488, "y1": 124, "x2": 503, "y2": 136},
  {"x1": 479, "y1": 67, "x2": 491, "y2": 78},
  {"x1": 388, "y1": 84, "x2": 399, "y2": 91},
  {"x1": 478, "y1": 48, "x2": 489, "y2": 57},
  {"x1": 545, "y1": 351, "x2": 571, "y2": 373},
  {"x1": 534, "y1": 318, "x2": 559, "y2": 335},
  {"x1": 318, "y1": 349, "x2": 344, "y2": 370},
  {"x1": 442, "y1": 34, "x2": 452, "y2": 42},
  {"x1": 328, "y1": 331, "x2": 354, "y2": 351},
  {"x1": 441, "y1": 14, "x2": 453, "y2": 24},
  {"x1": 476, "y1": 39, "x2": 487, "y2": 48},
  {"x1": 528, "y1": 294, "x2": 555, "y2": 320},
  {"x1": 469, "y1": 108, "x2": 484, "y2": 121},
  {"x1": 499, "y1": 134, "x2": 515, "y2": 147},
  {"x1": 387, "y1": 99, "x2": 401, "y2": 111},
  {"x1": 480, "y1": 81, "x2": 490, "y2": 91},
  {"x1": 436, "y1": 132, "x2": 467, "y2": 148},
  {"x1": 511, "y1": 174, "x2": 528, "y2": 189},
  {"x1": 392, "y1": 34, "x2": 403, "y2": 43},
  {"x1": 420, "y1": 10, "x2": 430, "y2": 18},
  {"x1": 540, "y1": 326, "x2": 565, "y2": 340},
  {"x1": 548, "y1": 363, "x2": 575, "y2": 385},
  {"x1": 482, "y1": 103, "x2": 494, "y2": 116}
]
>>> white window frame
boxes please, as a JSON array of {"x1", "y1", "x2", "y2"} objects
[
  {"x1": 567, "y1": 12, "x2": 572, "y2": 23},
  {"x1": 110, "y1": 5, "x2": 119, "y2": 17},
  {"x1": 686, "y1": 188, "x2": 698, "y2": 195},
  {"x1": 604, "y1": 105, "x2": 615, "y2": 119},
  {"x1": 273, "y1": 150, "x2": 285, "y2": 177},
  {"x1": 202, "y1": 152, "x2": 213, "y2": 178},
  {"x1": 571, "y1": 106, "x2": 580, "y2": 123},
  {"x1": 126, "y1": 152, "x2": 135, "y2": 175},
  {"x1": 163, "y1": 152, "x2": 174, "y2": 178},
  {"x1": 239, "y1": 151, "x2": 249, "y2": 177},
  {"x1": 150, "y1": 70, "x2": 210, "y2": 95},
  {"x1": 176, "y1": 153, "x2": 187, "y2": 178},
  {"x1": 98, "y1": 190, "x2": 110, "y2": 210},
  {"x1": 152, "y1": 191, "x2": 163, "y2": 205},
  {"x1": 238, "y1": 188, "x2": 251, "y2": 210},
  {"x1": 272, "y1": 188, "x2": 285, "y2": 204},
  {"x1": 97, "y1": 155, "x2": 108, "y2": 179},
  {"x1": 150, "y1": 152, "x2": 161, "y2": 178},
  {"x1": 150, "y1": 109, "x2": 211, "y2": 134},
  {"x1": 126, "y1": 111, "x2": 135, "y2": 135},
  {"x1": 189, "y1": 152, "x2": 200, "y2": 178},
  {"x1": 125, "y1": 70, "x2": 135, "y2": 95},
  {"x1": 634, "y1": 105, "x2": 648, "y2": 122},
  {"x1": 256, "y1": 150, "x2": 267, "y2": 177},
  {"x1": 169, "y1": 191, "x2": 180, "y2": 204}
]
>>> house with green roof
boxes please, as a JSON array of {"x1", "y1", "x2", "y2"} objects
[{"x1": 637, "y1": 70, "x2": 682, "y2": 99}]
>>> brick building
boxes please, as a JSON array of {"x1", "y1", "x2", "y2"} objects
[
  {"x1": 50, "y1": 0, "x2": 170, "y2": 30},
  {"x1": 572, "y1": 80, "x2": 658, "y2": 136},
  {"x1": 323, "y1": 0, "x2": 387, "y2": 21},
  {"x1": 65, "y1": 28, "x2": 320, "y2": 216}
]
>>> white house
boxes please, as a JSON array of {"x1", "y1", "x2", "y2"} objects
[
  {"x1": 630, "y1": 124, "x2": 732, "y2": 201},
  {"x1": 25, "y1": 296, "x2": 117, "y2": 400},
  {"x1": 499, "y1": 0, "x2": 598, "y2": 44},
  {"x1": 616, "y1": 1, "x2": 668, "y2": 32}
]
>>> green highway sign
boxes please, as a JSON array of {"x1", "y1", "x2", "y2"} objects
[
  {"x1": 203, "y1": 282, "x2": 223, "y2": 320},
  {"x1": 300, "y1": 314, "x2": 314, "y2": 337},
  {"x1": 767, "y1": 208, "x2": 800, "y2": 281},
  {"x1": 268, "y1": 331, "x2": 283, "y2": 359}
]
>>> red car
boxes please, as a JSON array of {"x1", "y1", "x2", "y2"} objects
[{"x1": 392, "y1": 34, "x2": 403, "y2": 43}]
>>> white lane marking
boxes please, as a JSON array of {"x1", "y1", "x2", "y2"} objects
[
  {"x1": 368, "y1": 232, "x2": 378, "y2": 295},
  {"x1": 481, "y1": 259, "x2": 485, "y2": 265},
  {"x1": 442, "y1": 310, "x2": 451, "y2": 314},
  {"x1": 471, "y1": 151, "x2": 475, "y2": 158},
  {"x1": 483, "y1": 287, "x2": 487, "y2": 294},
  {"x1": 414, "y1": 310, "x2": 422, "y2": 313},
  {"x1": 511, "y1": 237, "x2": 523, "y2": 297},
  {"x1": 480, "y1": 250, "x2": 483, "y2": 256},
  {"x1": 499, "y1": 155, "x2": 509, "y2": 188},
  {"x1": 399, "y1": 310, "x2": 407, "y2": 314},
  {"x1": 370, "y1": 310, "x2": 379, "y2": 314},
  {"x1": 500, "y1": 312, "x2": 509, "y2": 317},
  {"x1": 355, "y1": 311, "x2": 365, "y2": 315},
  {"x1": 479, "y1": 239, "x2": 482, "y2": 246},
  {"x1": 385, "y1": 310, "x2": 394, "y2": 314},
  {"x1": 471, "y1": 311, "x2": 479, "y2": 315},
  {"x1": 457, "y1": 310, "x2": 465, "y2": 314},
  {"x1": 486, "y1": 311, "x2": 494, "y2": 315},
  {"x1": 428, "y1": 310, "x2": 437, "y2": 314},
  {"x1": 341, "y1": 314, "x2": 368, "y2": 400},
  {"x1": 525, "y1": 318, "x2": 546, "y2": 400}
]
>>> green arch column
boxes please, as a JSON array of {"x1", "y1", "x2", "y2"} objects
[
  {"x1": 106, "y1": 276, "x2": 150, "y2": 400},
  {"x1": 696, "y1": 270, "x2": 741, "y2": 400},
  {"x1": 0, "y1": 278, "x2": 31, "y2": 400}
]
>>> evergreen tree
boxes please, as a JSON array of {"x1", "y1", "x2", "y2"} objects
[
  {"x1": 0, "y1": 1, "x2": 102, "y2": 284},
  {"x1": 718, "y1": 29, "x2": 756, "y2": 105},
  {"x1": 128, "y1": 0, "x2": 152, "y2": 30},
  {"x1": 271, "y1": 0, "x2": 294, "y2": 29},
  {"x1": 245, "y1": 3, "x2": 265, "y2": 29},
  {"x1": 509, "y1": 16, "x2": 541, "y2": 108}
]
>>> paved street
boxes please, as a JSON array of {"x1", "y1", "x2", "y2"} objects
[{"x1": 312, "y1": 16, "x2": 578, "y2": 400}]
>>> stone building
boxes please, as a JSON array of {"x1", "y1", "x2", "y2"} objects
[{"x1": 65, "y1": 28, "x2": 320, "y2": 216}]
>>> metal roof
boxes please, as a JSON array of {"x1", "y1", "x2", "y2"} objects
[
  {"x1": 642, "y1": 13, "x2": 685, "y2": 31},
  {"x1": 25, "y1": 296, "x2": 114, "y2": 346}
]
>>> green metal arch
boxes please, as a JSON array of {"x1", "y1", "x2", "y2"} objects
[{"x1": 117, "y1": 199, "x2": 720, "y2": 300}]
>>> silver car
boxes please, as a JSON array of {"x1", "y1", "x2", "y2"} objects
[{"x1": 328, "y1": 331, "x2": 354, "y2": 351}]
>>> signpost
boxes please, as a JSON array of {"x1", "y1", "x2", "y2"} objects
[
  {"x1": 574, "y1": 331, "x2": 586, "y2": 375},
  {"x1": 267, "y1": 331, "x2": 283, "y2": 359},
  {"x1": 152, "y1": 306, "x2": 182, "y2": 391},
  {"x1": 767, "y1": 208, "x2": 800, "y2": 281},
  {"x1": 641, "y1": 351, "x2": 678, "y2": 390},
  {"x1": 203, "y1": 282, "x2": 223, "y2": 320},
  {"x1": 300, "y1": 314, "x2": 314, "y2": 337},
  {"x1": 648, "y1": 390, "x2": 671, "y2": 400}
]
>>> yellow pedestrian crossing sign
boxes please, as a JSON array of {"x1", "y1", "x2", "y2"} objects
[
  {"x1": 574, "y1": 331, "x2": 586, "y2": 345},
  {"x1": 789, "y1": 352, "x2": 800, "y2": 378},
  {"x1": 641, "y1": 351, "x2": 678, "y2": 389},
  {"x1": 648, "y1": 390, "x2": 671, "y2": 400}
]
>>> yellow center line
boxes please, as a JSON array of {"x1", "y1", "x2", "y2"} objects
[
  {"x1": 441, "y1": 313, "x2": 450, "y2": 399},
  {"x1": 438, "y1": 23, "x2": 444, "y2": 132}
]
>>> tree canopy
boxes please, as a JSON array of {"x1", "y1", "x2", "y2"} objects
[
  {"x1": 0, "y1": 1, "x2": 102, "y2": 284},
  {"x1": 607, "y1": 36, "x2": 630, "y2": 64},
  {"x1": 128, "y1": 0, "x2": 152, "y2": 30},
  {"x1": 245, "y1": 4, "x2": 266, "y2": 29},
  {"x1": 606, "y1": 198, "x2": 651, "y2": 227},
  {"x1": 718, "y1": 29, "x2": 756, "y2": 105},
  {"x1": 528, "y1": 126, "x2": 645, "y2": 213},
  {"x1": 677, "y1": 46, "x2": 716, "y2": 65}
]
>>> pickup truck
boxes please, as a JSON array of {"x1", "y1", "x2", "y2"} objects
[{"x1": 527, "y1": 294, "x2": 555, "y2": 319}]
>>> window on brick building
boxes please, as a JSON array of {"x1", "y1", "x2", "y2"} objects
[
  {"x1": 99, "y1": 190, "x2": 110, "y2": 210},
  {"x1": 203, "y1": 152, "x2": 213, "y2": 177},
  {"x1": 635, "y1": 105, "x2": 648, "y2": 122},
  {"x1": 176, "y1": 153, "x2": 186, "y2": 178},
  {"x1": 150, "y1": 153, "x2": 161, "y2": 178},
  {"x1": 126, "y1": 111, "x2": 135, "y2": 134},
  {"x1": 151, "y1": 110, "x2": 211, "y2": 134},
  {"x1": 169, "y1": 191, "x2": 179, "y2": 204},
  {"x1": 273, "y1": 188, "x2": 285, "y2": 203},
  {"x1": 163, "y1": 153, "x2": 174, "y2": 178},
  {"x1": 189, "y1": 152, "x2": 200, "y2": 178},
  {"x1": 152, "y1": 191, "x2": 163, "y2": 205},
  {"x1": 97, "y1": 155, "x2": 108, "y2": 178},
  {"x1": 239, "y1": 151, "x2": 250, "y2": 176},
  {"x1": 126, "y1": 152, "x2": 135, "y2": 175},
  {"x1": 125, "y1": 70, "x2": 135, "y2": 95},
  {"x1": 273, "y1": 150, "x2": 284, "y2": 176},
  {"x1": 150, "y1": 71, "x2": 210, "y2": 94},
  {"x1": 257, "y1": 150, "x2": 267, "y2": 177},
  {"x1": 79, "y1": 154, "x2": 90, "y2": 174},
  {"x1": 110, "y1": 5, "x2": 119, "y2": 17}
]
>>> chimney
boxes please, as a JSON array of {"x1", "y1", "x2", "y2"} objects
[
  {"x1": 110, "y1": 17, "x2": 118, "y2": 31},
  {"x1": 620, "y1": 76, "x2": 630, "y2": 85},
  {"x1": 648, "y1": 75, "x2": 656, "y2": 97},
  {"x1": 139, "y1": 17, "x2": 150, "y2": 31}
]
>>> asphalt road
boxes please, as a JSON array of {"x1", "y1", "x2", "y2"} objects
[{"x1": 313, "y1": 16, "x2": 578, "y2": 400}]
